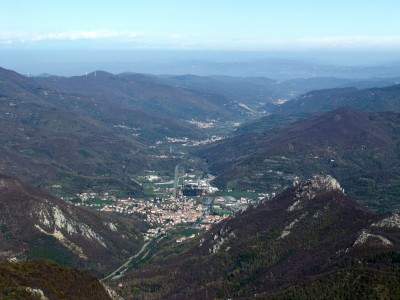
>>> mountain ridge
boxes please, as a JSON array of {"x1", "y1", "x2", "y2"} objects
[
  {"x1": 0, "y1": 66, "x2": 206, "y2": 195},
  {"x1": 115, "y1": 175, "x2": 400, "y2": 299},
  {"x1": 196, "y1": 108, "x2": 400, "y2": 211},
  {"x1": 269, "y1": 83, "x2": 400, "y2": 116},
  {"x1": 34, "y1": 70, "x2": 237, "y2": 121},
  {"x1": 0, "y1": 173, "x2": 147, "y2": 277}
]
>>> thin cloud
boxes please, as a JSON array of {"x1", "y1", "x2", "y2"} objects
[
  {"x1": 299, "y1": 35, "x2": 400, "y2": 49},
  {"x1": 32, "y1": 30, "x2": 120, "y2": 41},
  {"x1": 2, "y1": 31, "x2": 400, "y2": 50},
  {"x1": 0, "y1": 30, "x2": 143, "y2": 43}
]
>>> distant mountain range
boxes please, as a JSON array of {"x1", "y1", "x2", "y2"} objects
[
  {"x1": 237, "y1": 83, "x2": 400, "y2": 135},
  {"x1": 34, "y1": 70, "x2": 246, "y2": 121},
  {"x1": 0, "y1": 67, "x2": 217, "y2": 195},
  {"x1": 163, "y1": 74, "x2": 400, "y2": 109},
  {"x1": 269, "y1": 83, "x2": 400, "y2": 116},
  {"x1": 115, "y1": 175, "x2": 400, "y2": 299},
  {"x1": 1, "y1": 67, "x2": 204, "y2": 143},
  {"x1": 197, "y1": 108, "x2": 400, "y2": 211},
  {"x1": 2, "y1": 64, "x2": 400, "y2": 203},
  {"x1": 35, "y1": 70, "x2": 400, "y2": 118},
  {"x1": 8, "y1": 65, "x2": 392, "y2": 196},
  {"x1": 0, "y1": 173, "x2": 147, "y2": 277},
  {"x1": 161, "y1": 57, "x2": 400, "y2": 80},
  {"x1": 11, "y1": 51, "x2": 400, "y2": 79}
]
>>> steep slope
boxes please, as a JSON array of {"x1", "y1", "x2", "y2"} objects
[
  {"x1": 269, "y1": 84, "x2": 400, "y2": 116},
  {"x1": 0, "y1": 66, "x2": 204, "y2": 195},
  {"x1": 248, "y1": 84, "x2": 400, "y2": 136},
  {"x1": 0, "y1": 260, "x2": 113, "y2": 300},
  {"x1": 238, "y1": 82, "x2": 400, "y2": 135},
  {"x1": 115, "y1": 175, "x2": 400, "y2": 299},
  {"x1": 1, "y1": 66, "x2": 203, "y2": 143},
  {"x1": 35, "y1": 71, "x2": 235, "y2": 121},
  {"x1": 337, "y1": 76, "x2": 400, "y2": 89},
  {"x1": 197, "y1": 108, "x2": 400, "y2": 211},
  {"x1": 0, "y1": 174, "x2": 147, "y2": 277}
]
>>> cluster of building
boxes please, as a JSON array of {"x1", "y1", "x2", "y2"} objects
[
  {"x1": 213, "y1": 196, "x2": 256, "y2": 212},
  {"x1": 182, "y1": 178, "x2": 219, "y2": 196},
  {"x1": 186, "y1": 119, "x2": 215, "y2": 129},
  {"x1": 100, "y1": 195, "x2": 229, "y2": 235},
  {"x1": 68, "y1": 170, "x2": 270, "y2": 244},
  {"x1": 156, "y1": 135, "x2": 225, "y2": 147},
  {"x1": 165, "y1": 137, "x2": 189, "y2": 143},
  {"x1": 188, "y1": 135, "x2": 224, "y2": 146},
  {"x1": 76, "y1": 192, "x2": 116, "y2": 202},
  {"x1": 71, "y1": 179, "x2": 263, "y2": 234}
]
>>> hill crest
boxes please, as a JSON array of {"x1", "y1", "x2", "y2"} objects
[
  {"x1": 0, "y1": 173, "x2": 146, "y2": 276},
  {"x1": 196, "y1": 107, "x2": 400, "y2": 211},
  {"x1": 116, "y1": 175, "x2": 400, "y2": 299}
]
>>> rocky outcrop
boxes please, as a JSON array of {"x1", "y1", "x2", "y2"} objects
[
  {"x1": 0, "y1": 173, "x2": 145, "y2": 275},
  {"x1": 36, "y1": 206, "x2": 107, "y2": 248},
  {"x1": 372, "y1": 213, "x2": 400, "y2": 229},
  {"x1": 288, "y1": 175, "x2": 344, "y2": 211},
  {"x1": 353, "y1": 229, "x2": 392, "y2": 247},
  {"x1": 209, "y1": 226, "x2": 237, "y2": 254}
]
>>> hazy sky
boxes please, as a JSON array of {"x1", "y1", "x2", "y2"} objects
[{"x1": 1, "y1": 0, "x2": 400, "y2": 51}]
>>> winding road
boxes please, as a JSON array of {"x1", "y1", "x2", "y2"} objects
[{"x1": 102, "y1": 229, "x2": 163, "y2": 282}]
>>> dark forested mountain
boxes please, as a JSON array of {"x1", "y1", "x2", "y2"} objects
[
  {"x1": 36, "y1": 71, "x2": 400, "y2": 121},
  {"x1": 1, "y1": 67, "x2": 203, "y2": 143},
  {"x1": 0, "y1": 173, "x2": 147, "y2": 277},
  {"x1": 268, "y1": 83, "x2": 400, "y2": 116},
  {"x1": 197, "y1": 108, "x2": 400, "y2": 211},
  {"x1": 35, "y1": 71, "x2": 237, "y2": 120},
  {"x1": 115, "y1": 175, "x2": 400, "y2": 299},
  {"x1": 0, "y1": 260, "x2": 113, "y2": 300},
  {"x1": 337, "y1": 76, "x2": 400, "y2": 89},
  {"x1": 204, "y1": 80, "x2": 400, "y2": 136},
  {"x1": 0, "y1": 67, "x2": 207, "y2": 195},
  {"x1": 0, "y1": 69, "x2": 143, "y2": 195}
]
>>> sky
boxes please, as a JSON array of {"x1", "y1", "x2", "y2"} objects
[{"x1": 1, "y1": 0, "x2": 400, "y2": 51}]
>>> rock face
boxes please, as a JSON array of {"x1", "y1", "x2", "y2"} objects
[
  {"x1": 208, "y1": 226, "x2": 237, "y2": 254},
  {"x1": 372, "y1": 213, "x2": 400, "y2": 229},
  {"x1": 34, "y1": 205, "x2": 107, "y2": 260},
  {"x1": 0, "y1": 174, "x2": 145, "y2": 276},
  {"x1": 353, "y1": 230, "x2": 393, "y2": 247},
  {"x1": 288, "y1": 175, "x2": 344, "y2": 211},
  {"x1": 117, "y1": 175, "x2": 400, "y2": 300},
  {"x1": 294, "y1": 174, "x2": 344, "y2": 198}
]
